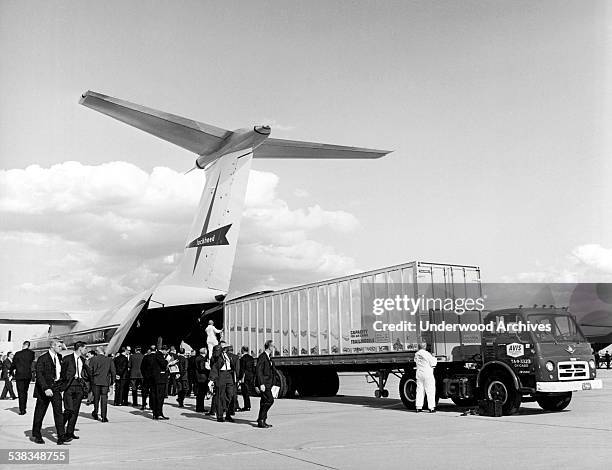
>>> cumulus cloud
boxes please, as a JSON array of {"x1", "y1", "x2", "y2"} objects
[
  {"x1": 0, "y1": 161, "x2": 359, "y2": 310},
  {"x1": 507, "y1": 243, "x2": 612, "y2": 283}
]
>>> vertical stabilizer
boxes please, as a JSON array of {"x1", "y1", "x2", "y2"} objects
[{"x1": 152, "y1": 149, "x2": 253, "y2": 306}]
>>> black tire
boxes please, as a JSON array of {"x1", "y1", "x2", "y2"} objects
[
  {"x1": 275, "y1": 369, "x2": 288, "y2": 398},
  {"x1": 399, "y1": 373, "x2": 438, "y2": 410},
  {"x1": 294, "y1": 370, "x2": 315, "y2": 397},
  {"x1": 399, "y1": 373, "x2": 418, "y2": 409},
  {"x1": 483, "y1": 374, "x2": 521, "y2": 415},
  {"x1": 318, "y1": 369, "x2": 339, "y2": 396},
  {"x1": 285, "y1": 372, "x2": 296, "y2": 398},
  {"x1": 536, "y1": 392, "x2": 572, "y2": 411}
]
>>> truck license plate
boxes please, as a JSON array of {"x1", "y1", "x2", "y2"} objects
[{"x1": 582, "y1": 383, "x2": 591, "y2": 390}]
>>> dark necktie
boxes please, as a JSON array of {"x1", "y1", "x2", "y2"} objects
[{"x1": 52, "y1": 355, "x2": 58, "y2": 381}]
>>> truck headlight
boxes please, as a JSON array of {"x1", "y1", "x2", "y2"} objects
[
  {"x1": 545, "y1": 361, "x2": 555, "y2": 371},
  {"x1": 589, "y1": 360, "x2": 596, "y2": 369}
]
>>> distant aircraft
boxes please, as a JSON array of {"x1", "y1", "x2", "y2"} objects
[{"x1": 0, "y1": 91, "x2": 390, "y2": 355}]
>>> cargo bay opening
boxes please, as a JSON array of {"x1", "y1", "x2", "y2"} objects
[{"x1": 121, "y1": 302, "x2": 223, "y2": 351}]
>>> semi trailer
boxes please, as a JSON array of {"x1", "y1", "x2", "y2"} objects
[{"x1": 223, "y1": 261, "x2": 602, "y2": 415}]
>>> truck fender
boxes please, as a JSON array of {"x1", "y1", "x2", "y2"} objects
[{"x1": 476, "y1": 361, "x2": 520, "y2": 390}]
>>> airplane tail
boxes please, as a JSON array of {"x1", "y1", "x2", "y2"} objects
[
  {"x1": 79, "y1": 90, "x2": 391, "y2": 309},
  {"x1": 152, "y1": 149, "x2": 253, "y2": 306}
]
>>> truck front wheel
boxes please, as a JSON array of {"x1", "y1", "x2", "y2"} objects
[
  {"x1": 399, "y1": 374, "x2": 418, "y2": 409},
  {"x1": 483, "y1": 374, "x2": 521, "y2": 415},
  {"x1": 399, "y1": 373, "x2": 438, "y2": 410},
  {"x1": 535, "y1": 392, "x2": 572, "y2": 411}
]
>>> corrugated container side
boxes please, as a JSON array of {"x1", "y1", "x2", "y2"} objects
[{"x1": 225, "y1": 261, "x2": 481, "y2": 358}]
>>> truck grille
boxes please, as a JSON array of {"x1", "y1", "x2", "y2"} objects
[{"x1": 557, "y1": 361, "x2": 588, "y2": 381}]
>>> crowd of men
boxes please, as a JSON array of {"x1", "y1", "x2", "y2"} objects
[{"x1": 3, "y1": 336, "x2": 279, "y2": 445}]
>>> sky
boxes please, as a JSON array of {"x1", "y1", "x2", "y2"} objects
[{"x1": 1, "y1": 0, "x2": 611, "y2": 330}]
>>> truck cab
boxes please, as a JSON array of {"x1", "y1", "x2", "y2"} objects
[{"x1": 478, "y1": 307, "x2": 601, "y2": 414}]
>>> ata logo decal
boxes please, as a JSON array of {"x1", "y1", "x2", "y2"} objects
[
  {"x1": 506, "y1": 343, "x2": 524, "y2": 358},
  {"x1": 187, "y1": 174, "x2": 231, "y2": 275}
]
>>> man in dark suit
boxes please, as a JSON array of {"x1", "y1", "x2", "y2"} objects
[
  {"x1": 128, "y1": 346, "x2": 144, "y2": 407},
  {"x1": 194, "y1": 347, "x2": 209, "y2": 412},
  {"x1": 176, "y1": 348, "x2": 189, "y2": 407},
  {"x1": 139, "y1": 346, "x2": 155, "y2": 410},
  {"x1": 1, "y1": 351, "x2": 16, "y2": 400},
  {"x1": 31, "y1": 339, "x2": 67, "y2": 445},
  {"x1": 238, "y1": 346, "x2": 255, "y2": 411},
  {"x1": 89, "y1": 346, "x2": 115, "y2": 422},
  {"x1": 256, "y1": 340, "x2": 277, "y2": 428},
  {"x1": 149, "y1": 345, "x2": 169, "y2": 420},
  {"x1": 113, "y1": 347, "x2": 129, "y2": 406},
  {"x1": 187, "y1": 350, "x2": 196, "y2": 397},
  {"x1": 12, "y1": 341, "x2": 35, "y2": 415},
  {"x1": 209, "y1": 342, "x2": 240, "y2": 422},
  {"x1": 61, "y1": 342, "x2": 89, "y2": 440}
]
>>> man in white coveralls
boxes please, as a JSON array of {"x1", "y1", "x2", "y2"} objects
[
  {"x1": 205, "y1": 320, "x2": 222, "y2": 360},
  {"x1": 415, "y1": 342, "x2": 437, "y2": 413}
]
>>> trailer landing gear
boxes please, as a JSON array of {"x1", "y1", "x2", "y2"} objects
[{"x1": 367, "y1": 370, "x2": 402, "y2": 398}]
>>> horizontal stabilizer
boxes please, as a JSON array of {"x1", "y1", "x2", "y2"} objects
[
  {"x1": 254, "y1": 137, "x2": 390, "y2": 159},
  {"x1": 79, "y1": 91, "x2": 230, "y2": 155},
  {"x1": 0, "y1": 311, "x2": 77, "y2": 325}
]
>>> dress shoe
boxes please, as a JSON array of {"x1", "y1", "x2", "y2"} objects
[
  {"x1": 57, "y1": 438, "x2": 68, "y2": 445},
  {"x1": 225, "y1": 416, "x2": 235, "y2": 423},
  {"x1": 67, "y1": 434, "x2": 79, "y2": 439},
  {"x1": 257, "y1": 421, "x2": 266, "y2": 428},
  {"x1": 33, "y1": 436, "x2": 45, "y2": 444},
  {"x1": 19, "y1": 411, "x2": 26, "y2": 415},
  {"x1": 153, "y1": 416, "x2": 160, "y2": 420},
  {"x1": 429, "y1": 409, "x2": 436, "y2": 413},
  {"x1": 63, "y1": 436, "x2": 73, "y2": 443},
  {"x1": 92, "y1": 411, "x2": 98, "y2": 420},
  {"x1": 101, "y1": 418, "x2": 109, "y2": 423},
  {"x1": 217, "y1": 418, "x2": 225, "y2": 422},
  {"x1": 159, "y1": 415, "x2": 169, "y2": 420},
  {"x1": 264, "y1": 422, "x2": 272, "y2": 428}
]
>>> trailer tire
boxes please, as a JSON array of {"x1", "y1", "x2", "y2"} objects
[
  {"x1": 483, "y1": 374, "x2": 521, "y2": 415},
  {"x1": 535, "y1": 392, "x2": 572, "y2": 412},
  {"x1": 318, "y1": 369, "x2": 339, "y2": 396},
  {"x1": 275, "y1": 369, "x2": 288, "y2": 398},
  {"x1": 294, "y1": 370, "x2": 315, "y2": 397}
]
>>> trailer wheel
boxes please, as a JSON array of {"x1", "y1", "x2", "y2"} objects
[
  {"x1": 535, "y1": 392, "x2": 572, "y2": 411},
  {"x1": 483, "y1": 374, "x2": 521, "y2": 415},
  {"x1": 275, "y1": 369, "x2": 288, "y2": 398},
  {"x1": 318, "y1": 369, "x2": 339, "y2": 396}
]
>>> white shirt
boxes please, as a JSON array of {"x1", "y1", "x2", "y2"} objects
[
  {"x1": 73, "y1": 353, "x2": 83, "y2": 379},
  {"x1": 415, "y1": 349, "x2": 437, "y2": 374},
  {"x1": 220, "y1": 352, "x2": 231, "y2": 371},
  {"x1": 49, "y1": 350, "x2": 61, "y2": 381}
]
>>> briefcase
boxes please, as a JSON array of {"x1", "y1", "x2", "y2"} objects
[{"x1": 478, "y1": 399, "x2": 503, "y2": 417}]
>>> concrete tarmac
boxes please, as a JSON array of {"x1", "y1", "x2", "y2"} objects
[{"x1": 1, "y1": 370, "x2": 612, "y2": 469}]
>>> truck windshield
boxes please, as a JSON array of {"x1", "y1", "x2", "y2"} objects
[{"x1": 528, "y1": 314, "x2": 586, "y2": 343}]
